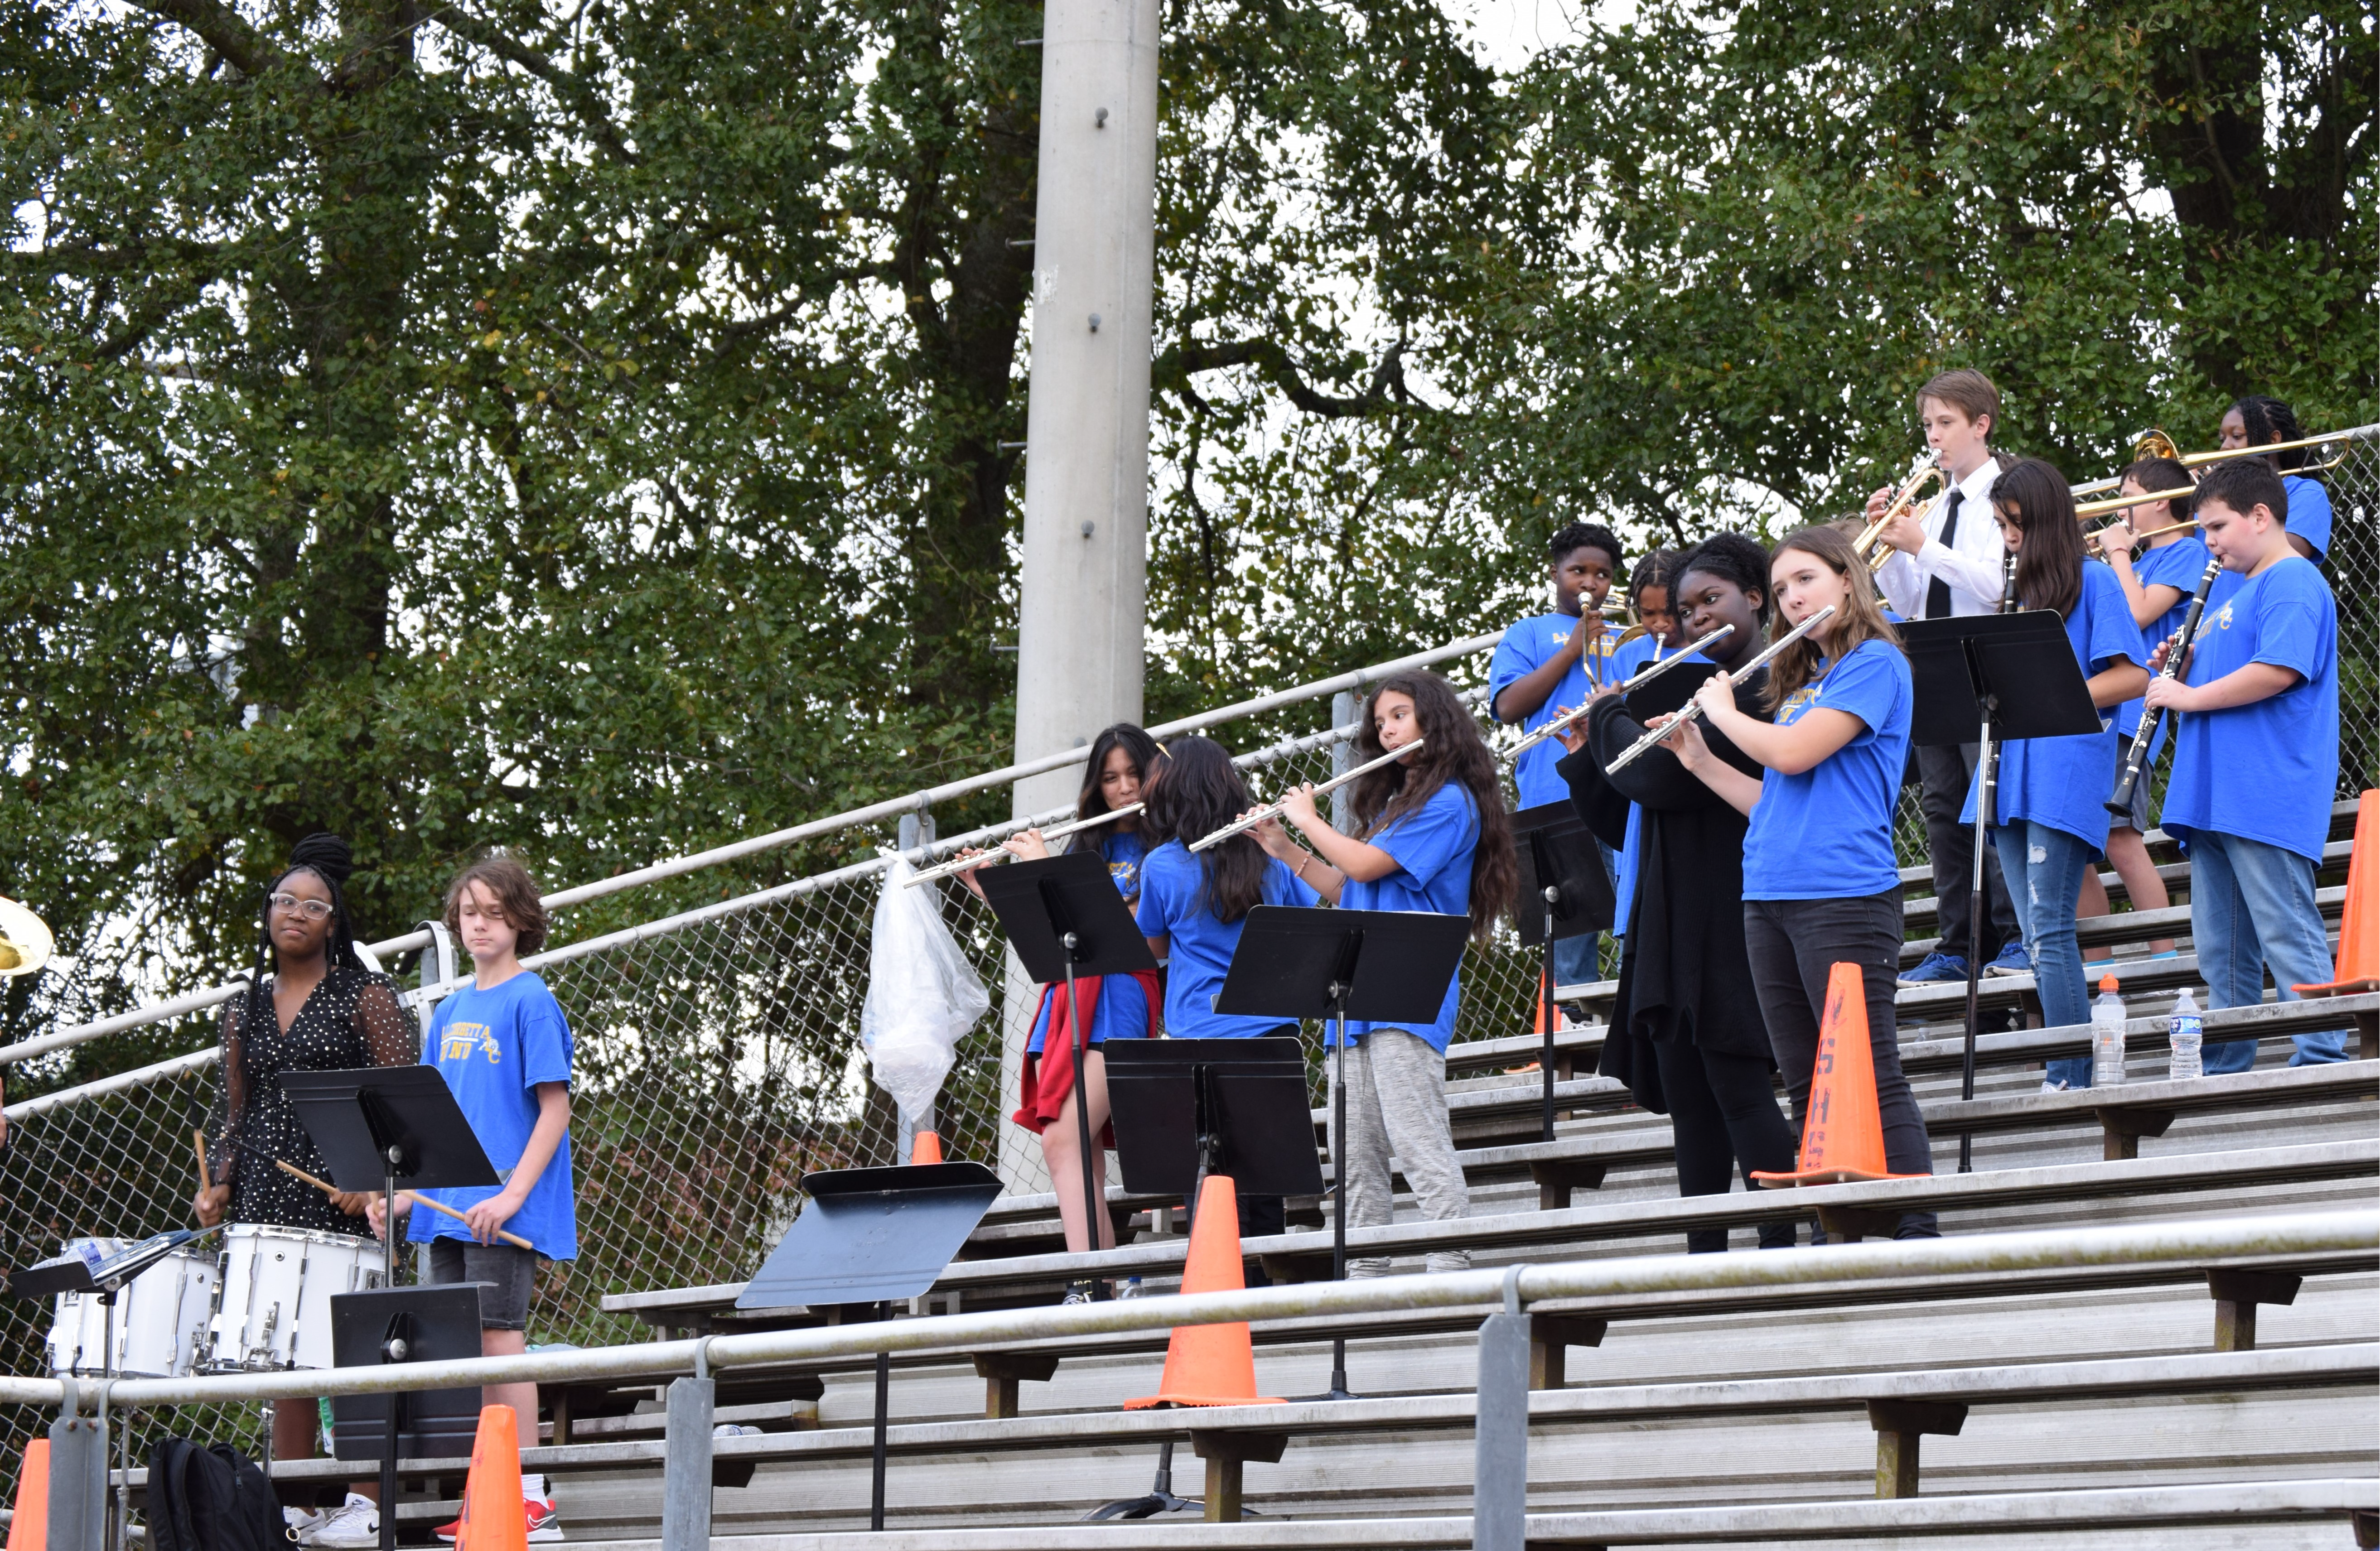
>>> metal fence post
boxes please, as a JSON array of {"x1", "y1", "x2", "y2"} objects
[
  {"x1": 1330, "y1": 691, "x2": 1357, "y2": 831},
  {"x1": 660, "y1": 1367, "x2": 715, "y2": 1551},
  {"x1": 48, "y1": 1377, "x2": 104, "y2": 1551},
  {"x1": 1472, "y1": 1268, "x2": 1531, "y2": 1551}
]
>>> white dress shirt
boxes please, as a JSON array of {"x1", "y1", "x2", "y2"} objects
[{"x1": 1876, "y1": 457, "x2": 2005, "y2": 619}]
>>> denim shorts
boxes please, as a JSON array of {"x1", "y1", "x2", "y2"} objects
[{"x1": 428, "y1": 1237, "x2": 537, "y2": 1330}]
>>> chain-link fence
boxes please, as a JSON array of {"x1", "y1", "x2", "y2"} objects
[{"x1": 3, "y1": 427, "x2": 2372, "y2": 1480}]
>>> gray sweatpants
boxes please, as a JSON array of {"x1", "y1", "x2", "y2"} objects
[{"x1": 1329, "y1": 1029, "x2": 1471, "y2": 1275}]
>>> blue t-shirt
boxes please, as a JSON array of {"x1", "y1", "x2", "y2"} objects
[
  {"x1": 1338, "y1": 782, "x2": 1480, "y2": 1052},
  {"x1": 2160, "y1": 556, "x2": 2339, "y2": 864},
  {"x1": 1742, "y1": 639, "x2": 1912, "y2": 901},
  {"x1": 1962, "y1": 564, "x2": 2142, "y2": 850},
  {"x1": 1026, "y1": 835, "x2": 1152, "y2": 1052},
  {"x1": 1133, "y1": 841, "x2": 1319, "y2": 1038},
  {"x1": 412, "y1": 972, "x2": 577, "y2": 1260},
  {"x1": 2285, "y1": 475, "x2": 2331, "y2": 558},
  {"x1": 1492, "y1": 612, "x2": 1620, "y2": 808},
  {"x1": 2117, "y1": 536, "x2": 2244, "y2": 755}
]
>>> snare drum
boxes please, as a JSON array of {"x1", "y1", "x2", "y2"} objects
[
  {"x1": 208, "y1": 1223, "x2": 386, "y2": 1371},
  {"x1": 47, "y1": 1239, "x2": 221, "y2": 1378}
]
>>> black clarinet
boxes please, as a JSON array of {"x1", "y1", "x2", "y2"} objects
[{"x1": 2105, "y1": 555, "x2": 2224, "y2": 816}]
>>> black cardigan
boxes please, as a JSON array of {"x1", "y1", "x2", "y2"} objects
[{"x1": 1556, "y1": 673, "x2": 1774, "y2": 1113}]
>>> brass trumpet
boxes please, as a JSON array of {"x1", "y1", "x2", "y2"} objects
[
  {"x1": 0, "y1": 897, "x2": 53, "y2": 977},
  {"x1": 1849, "y1": 453, "x2": 1946, "y2": 574}
]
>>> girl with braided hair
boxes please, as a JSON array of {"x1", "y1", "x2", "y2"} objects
[{"x1": 193, "y1": 833, "x2": 415, "y2": 1541}]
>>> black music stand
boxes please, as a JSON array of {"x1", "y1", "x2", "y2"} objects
[
  {"x1": 1512, "y1": 802, "x2": 1613, "y2": 1142},
  {"x1": 1215, "y1": 906, "x2": 1469, "y2": 1401},
  {"x1": 329, "y1": 1283, "x2": 487, "y2": 1551},
  {"x1": 1104, "y1": 1037, "x2": 1326, "y2": 1212},
  {"x1": 1900, "y1": 612, "x2": 2102, "y2": 1170},
  {"x1": 280, "y1": 1065, "x2": 502, "y2": 1282},
  {"x1": 976, "y1": 852, "x2": 1158, "y2": 1282},
  {"x1": 737, "y1": 1161, "x2": 1002, "y2": 1530}
]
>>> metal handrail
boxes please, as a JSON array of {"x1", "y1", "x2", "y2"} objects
[
  {"x1": 3, "y1": 631, "x2": 1508, "y2": 1069},
  {"x1": 23, "y1": 1209, "x2": 2372, "y2": 1410}
]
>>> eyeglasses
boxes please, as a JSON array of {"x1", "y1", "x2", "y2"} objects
[{"x1": 267, "y1": 893, "x2": 335, "y2": 921}]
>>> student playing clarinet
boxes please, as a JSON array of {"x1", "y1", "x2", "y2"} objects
[
  {"x1": 1965, "y1": 461, "x2": 2148, "y2": 1088},
  {"x1": 2149, "y1": 460, "x2": 2347, "y2": 1071},
  {"x1": 1655, "y1": 526, "x2": 1938, "y2": 1238},
  {"x1": 1252, "y1": 671, "x2": 1517, "y2": 1273}
]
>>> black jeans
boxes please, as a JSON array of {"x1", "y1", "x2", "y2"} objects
[
  {"x1": 1743, "y1": 891, "x2": 1939, "y2": 1238},
  {"x1": 1916, "y1": 740, "x2": 2017, "y2": 964},
  {"x1": 1650, "y1": 1038, "x2": 1799, "y2": 1252}
]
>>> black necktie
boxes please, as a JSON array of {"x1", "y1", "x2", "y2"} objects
[{"x1": 1924, "y1": 489, "x2": 1964, "y2": 620}]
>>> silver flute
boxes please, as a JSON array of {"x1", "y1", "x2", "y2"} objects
[
  {"x1": 1603, "y1": 605, "x2": 1838, "y2": 776},
  {"x1": 1187, "y1": 740, "x2": 1427, "y2": 853},
  {"x1": 1506, "y1": 622, "x2": 1739, "y2": 760},
  {"x1": 903, "y1": 803, "x2": 1146, "y2": 886}
]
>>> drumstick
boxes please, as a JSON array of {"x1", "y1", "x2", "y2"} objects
[
  {"x1": 274, "y1": 1158, "x2": 534, "y2": 1250},
  {"x1": 193, "y1": 1129, "x2": 210, "y2": 1189}
]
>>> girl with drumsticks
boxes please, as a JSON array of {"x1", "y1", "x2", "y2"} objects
[
  {"x1": 951, "y1": 723, "x2": 1166, "y2": 1300},
  {"x1": 1649, "y1": 527, "x2": 1940, "y2": 1238},
  {"x1": 1248, "y1": 670, "x2": 1517, "y2": 1274},
  {"x1": 194, "y1": 832, "x2": 414, "y2": 1546}
]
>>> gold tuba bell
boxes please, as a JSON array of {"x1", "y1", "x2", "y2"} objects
[{"x1": 0, "y1": 896, "x2": 54, "y2": 978}]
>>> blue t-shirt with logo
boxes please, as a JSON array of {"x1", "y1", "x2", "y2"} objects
[
  {"x1": 412, "y1": 972, "x2": 577, "y2": 1261},
  {"x1": 1133, "y1": 841, "x2": 1319, "y2": 1038},
  {"x1": 1742, "y1": 639, "x2": 1912, "y2": 901},
  {"x1": 1338, "y1": 782, "x2": 1479, "y2": 1052},
  {"x1": 2284, "y1": 475, "x2": 2331, "y2": 558},
  {"x1": 1962, "y1": 564, "x2": 2142, "y2": 850},
  {"x1": 2160, "y1": 556, "x2": 2339, "y2": 864},
  {"x1": 1492, "y1": 611, "x2": 1620, "y2": 808},
  {"x1": 2117, "y1": 536, "x2": 2241, "y2": 749},
  {"x1": 1026, "y1": 831, "x2": 1153, "y2": 1052}
]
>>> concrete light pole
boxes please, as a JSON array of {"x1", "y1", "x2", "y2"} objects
[{"x1": 999, "y1": 0, "x2": 1161, "y2": 1190}]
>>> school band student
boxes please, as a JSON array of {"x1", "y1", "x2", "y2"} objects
[
  {"x1": 956, "y1": 723, "x2": 1167, "y2": 1294},
  {"x1": 2148, "y1": 460, "x2": 2347, "y2": 1071},
  {"x1": 1962, "y1": 462, "x2": 2148, "y2": 1089},
  {"x1": 1490, "y1": 522, "x2": 1625, "y2": 994},
  {"x1": 1656, "y1": 526, "x2": 1939, "y2": 1238},
  {"x1": 1866, "y1": 369, "x2": 2026, "y2": 986},
  {"x1": 2086, "y1": 454, "x2": 2224, "y2": 964},
  {"x1": 1133, "y1": 735, "x2": 1321, "y2": 1252},
  {"x1": 1253, "y1": 671, "x2": 1517, "y2": 1273},
  {"x1": 2220, "y1": 396, "x2": 2331, "y2": 563},
  {"x1": 195, "y1": 833, "x2": 415, "y2": 1550},
  {"x1": 374, "y1": 857, "x2": 574, "y2": 1545},
  {"x1": 1564, "y1": 534, "x2": 1797, "y2": 1252},
  {"x1": 1598, "y1": 550, "x2": 1687, "y2": 962}
]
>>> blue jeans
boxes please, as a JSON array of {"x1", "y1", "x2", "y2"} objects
[
  {"x1": 2187, "y1": 831, "x2": 2347, "y2": 1071},
  {"x1": 1993, "y1": 821, "x2": 2097, "y2": 1088}
]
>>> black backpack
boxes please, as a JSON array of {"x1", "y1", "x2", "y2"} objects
[{"x1": 147, "y1": 1439, "x2": 285, "y2": 1551}]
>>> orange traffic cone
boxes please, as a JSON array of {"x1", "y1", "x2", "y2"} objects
[
  {"x1": 454, "y1": 1406, "x2": 527, "y2": 1551},
  {"x1": 1751, "y1": 962, "x2": 1923, "y2": 1186},
  {"x1": 910, "y1": 1129, "x2": 944, "y2": 1165},
  {"x1": 1535, "y1": 969, "x2": 1559, "y2": 1035},
  {"x1": 1123, "y1": 1175, "x2": 1279, "y2": 1409},
  {"x1": 2293, "y1": 789, "x2": 2377, "y2": 997},
  {"x1": 5, "y1": 1440, "x2": 48, "y2": 1551}
]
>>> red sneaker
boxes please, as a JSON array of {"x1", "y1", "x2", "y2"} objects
[{"x1": 433, "y1": 1499, "x2": 562, "y2": 1544}]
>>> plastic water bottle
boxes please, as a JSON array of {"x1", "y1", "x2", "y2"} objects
[
  {"x1": 2169, "y1": 987, "x2": 2203, "y2": 1081},
  {"x1": 2090, "y1": 975, "x2": 2128, "y2": 1087}
]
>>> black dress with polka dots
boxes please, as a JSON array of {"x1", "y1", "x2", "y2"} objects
[{"x1": 207, "y1": 963, "x2": 418, "y2": 1237}]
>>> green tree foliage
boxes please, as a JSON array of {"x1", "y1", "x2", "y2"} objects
[{"x1": 1, "y1": 0, "x2": 2370, "y2": 1072}]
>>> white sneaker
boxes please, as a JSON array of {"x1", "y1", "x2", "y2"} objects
[
  {"x1": 284, "y1": 1506, "x2": 328, "y2": 1542},
  {"x1": 305, "y1": 1493, "x2": 380, "y2": 1549}
]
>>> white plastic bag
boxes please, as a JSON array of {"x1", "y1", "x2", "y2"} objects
[{"x1": 859, "y1": 857, "x2": 992, "y2": 1126}]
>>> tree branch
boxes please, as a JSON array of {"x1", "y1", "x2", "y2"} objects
[
  {"x1": 128, "y1": 0, "x2": 298, "y2": 81},
  {"x1": 421, "y1": 3, "x2": 635, "y2": 162},
  {"x1": 1156, "y1": 335, "x2": 1410, "y2": 418}
]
